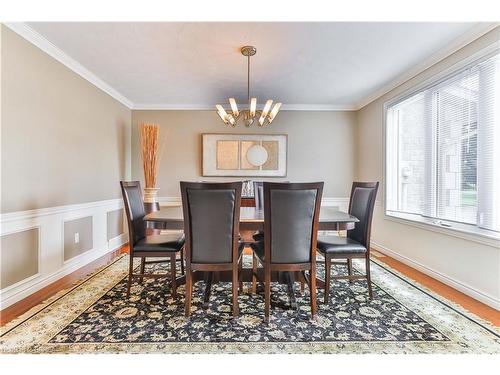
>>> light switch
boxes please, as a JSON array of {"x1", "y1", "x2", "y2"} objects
[{"x1": 74, "y1": 232, "x2": 80, "y2": 244}]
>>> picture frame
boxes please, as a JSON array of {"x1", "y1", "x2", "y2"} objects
[{"x1": 202, "y1": 133, "x2": 288, "y2": 177}]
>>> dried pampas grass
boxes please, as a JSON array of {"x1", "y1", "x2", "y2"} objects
[{"x1": 139, "y1": 123, "x2": 160, "y2": 188}]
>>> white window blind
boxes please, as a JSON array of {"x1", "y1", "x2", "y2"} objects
[{"x1": 386, "y1": 50, "x2": 500, "y2": 234}]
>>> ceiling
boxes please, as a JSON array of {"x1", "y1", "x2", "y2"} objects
[{"x1": 20, "y1": 22, "x2": 491, "y2": 109}]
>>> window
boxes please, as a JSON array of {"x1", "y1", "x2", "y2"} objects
[{"x1": 385, "y1": 50, "x2": 500, "y2": 236}]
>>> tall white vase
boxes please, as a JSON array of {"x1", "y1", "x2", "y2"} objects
[{"x1": 143, "y1": 187, "x2": 160, "y2": 203}]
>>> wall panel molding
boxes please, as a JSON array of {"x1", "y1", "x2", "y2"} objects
[
  {"x1": 0, "y1": 226, "x2": 41, "y2": 290},
  {"x1": 0, "y1": 198, "x2": 128, "y2": 309},
  {"x1": 62, "y1": 215, "x2": 94, "y2": 263}
]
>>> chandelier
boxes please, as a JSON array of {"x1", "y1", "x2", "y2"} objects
[{"x1": 216, "y1": 46, "x2": 282, "y2": 127}]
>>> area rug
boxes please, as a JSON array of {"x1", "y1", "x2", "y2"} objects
[{"x1": 1, "y1": 254, "x2": 499, "y2": 354}]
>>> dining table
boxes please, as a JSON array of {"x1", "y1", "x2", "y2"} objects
[{"x1": 144, "y1": 206, "x2": 359, "y2": 309}]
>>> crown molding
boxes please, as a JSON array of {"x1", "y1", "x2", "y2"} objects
[
  {"x1": 5, "y1": 22, "x2": 497, "y2": 113},
  {"x1": 282, "y1": 104, "x2": 357, "y2": 111},
  {"x1": 355, "y1": 22, "x2": 499, "y2": 110},
  {"x1": 4, "y1": 22, "x2": 134, "y2": 108},
  {"x1": 132, "y1": 103, "x2": 358, "y2": 111},
  {"x1": 133, "y1": 103, "x2": 228, "y2": 111}
]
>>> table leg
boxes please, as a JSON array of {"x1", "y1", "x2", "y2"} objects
[
  {"x1": 172, "y1": 274, "x2": 186, "y2": 286},
  {"x1": 283, "y1": 272, "x2": 298, "y2": 310},
  {"x1": 316, "y1": 276, "x2": 325, "y2": 289},
  {"x1": 203, "y1": 272, "x2": 213, "y2": 308}
]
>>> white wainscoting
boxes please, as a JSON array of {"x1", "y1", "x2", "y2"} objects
[{"x1": 0, "y1": 199, "x2": 128, "y2": 309}]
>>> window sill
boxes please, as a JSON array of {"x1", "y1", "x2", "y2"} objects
[{"x1": 384, "y1": 211, "x2": 500, "y2": 248}]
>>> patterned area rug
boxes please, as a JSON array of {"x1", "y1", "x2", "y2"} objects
[{"x1": 1, "y1": 254, "x2": 499, "y2": 353}]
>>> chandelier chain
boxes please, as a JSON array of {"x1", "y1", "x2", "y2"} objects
[{"x1": 247, "y1": 55, "x2": 250, "y2": 103}]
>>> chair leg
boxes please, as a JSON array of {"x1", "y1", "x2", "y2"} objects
[
  {"x1": 365, "y1": 255, "x2": 373, "y2": 300},
  {"x1": 347, "y1": 258, "x2": 353, "y2": 283},
  {"x1": 185, "y1": 270, "x2": 193, "y2": 317},
  {"x1": 139, "y1": 257, "x2": 146, "y2": 283},
  {"x1": 252, "y1": 253, "x2": 257, "y2": 295},
  {"x1": 180, "y1": 248, "x2": 185, "y2": 275},
  {"x1": 170, "y1": 255, "x2": 177, "y2": 298},
  {"x1": 310, "y1": 268, "x2": 317, "y2": 319},
  {"x1": 324, "y1": 256, "x2": 331, "y2": 304},
  {"x1": 232, "y1": 263, "x2": 239, "y2": 317},
  {"x1": 264, "y1": 267, "x2": 271, "y2": 323},
  {"x1": 126, "y1": 254, "x2": 134, "y2": 298},
  {"x1": 238, "y1": 257, "x2": 243, "y2": 294}
]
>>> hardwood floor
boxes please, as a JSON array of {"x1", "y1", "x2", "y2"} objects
[
  {"x1": 1, "y1": 243, "x2": 498, "y2": 327},
  {"x1": 370, "y1": 250, "x2": 500, "y2": 327}
]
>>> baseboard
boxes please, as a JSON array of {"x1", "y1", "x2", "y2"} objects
[
  {"x1": 108, "y1": 233, "x2": 128, "y2": 252},
  {"x1": 0, "y1": 198, "x2": 128, "y2": 309},
  {"x1": 371, "y1": 241, "x2": 500, "y2": 311}
]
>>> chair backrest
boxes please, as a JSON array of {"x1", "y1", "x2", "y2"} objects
[
  {"x1": 264, "y1": 182, "x2": 323, "y2": 264},
  {"x1": 347, "y1": 182, "x2": 379, "y2": 248},
  {"x1": 120, "y1": 181, "x2": 146, "y2": 246},
  {"x1": 253, "y1": 181, "x2": 264, "y2": 210},
  {"x1": 181, "y1": 181, "x2": 242, "y2": 264}
]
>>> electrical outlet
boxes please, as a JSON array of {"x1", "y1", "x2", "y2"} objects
[{"x1": 74, "y1": 232, "x2": 80, "y2": 244}]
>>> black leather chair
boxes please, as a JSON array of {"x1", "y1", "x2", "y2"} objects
[
  {"x1": 317, "y1": 181, "x2": 379, "y2": 303},
  {"x1": 181, "y1": 181, "x2": 244, "y2": 317},
  {"x1": 120, "y1": 181, "x2": 185, "y2": 299},
  {"x1": 250, "y1": 182, "x2": 323, "y2": 322}
]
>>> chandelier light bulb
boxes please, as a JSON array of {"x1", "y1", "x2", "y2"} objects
[
  {"x1": 228, "y1": 114, "x2": 236, "y2": 126},
  {"x1": 229, "y1": 98, "x2": 239, "y2": 117},
  {"x1": 259, "y1": 99, "x2": 273, "y2": 126},
  {"x1": 216, "y1": 104, "x2": 228, "y2": 123},
  {"x1": 268, "y1": 102, "x2": 282, "y2": 123},
  {"x1": 249, "y1": 98, "x2": 257, "y2": 117}
]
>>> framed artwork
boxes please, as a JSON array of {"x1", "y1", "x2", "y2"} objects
[{"x1": 202, "y1": 133, "x2": 287, "y2": 177}]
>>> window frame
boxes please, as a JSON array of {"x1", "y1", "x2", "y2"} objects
[{"x1": 383, "y1": 41, "x2": 500, "y2": 246}]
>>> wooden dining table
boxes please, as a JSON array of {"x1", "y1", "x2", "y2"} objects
[
  {"x1": 144, "y1": 206, "x2": 359, "y2": 308},
  {"x1": 145, "y1": 206, "x2": 358, "y2": 231}
]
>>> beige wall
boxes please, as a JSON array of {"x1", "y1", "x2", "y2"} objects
[
  {"x1": 131, "y1": 110, "x2": 357, "y2": 198},
  {"x1": 1, "y1": 25, "x2": 131, "y2": 213},
  {"x1": 356, "y1": 27, "x2": 500, "y2": 307}
]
